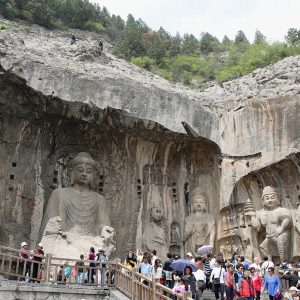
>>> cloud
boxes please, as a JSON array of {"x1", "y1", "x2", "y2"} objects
[{"x1": 93, "y1": 0, "x2": 300, "y2": 42}]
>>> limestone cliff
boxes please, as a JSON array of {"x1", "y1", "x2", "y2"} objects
[{"x1": 0, "y1": 20, "x2": 299, "y2": 260}]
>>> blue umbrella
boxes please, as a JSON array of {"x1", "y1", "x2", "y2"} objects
[{"x1": 170, "y1": 259, "x2": 197, "y2": 273}]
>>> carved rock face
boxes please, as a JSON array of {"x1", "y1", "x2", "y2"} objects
[
  {"x1": 262, "y1": 193, "x2": 279, "y2": 210},
  {"x1": 151, "y1": 207, "x2": 164, "y2": 222},
  {"x1": 191, "y1": 196, "x2": 207, "y2": 213},
  {"x1": 73, "y1": 163, "x2": 94, "y2": 187}
]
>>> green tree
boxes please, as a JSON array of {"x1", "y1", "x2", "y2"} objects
[
  {"x1": 116, "y1": 14, "x2": 145, "y2": 58},
  {"x1": 181, "y1": 33, "x2": 199, "y2": 55},
  {"x1": 221, "y1": 35, "x2": 233, "y2": 50},
  {"x1": 169, "y1": 32, "x2": 182, "y2": 57},
  {"x1": 141, "y1": 31, "x2": 165, "y2": 64},
  {"x1": 285, "y1": 28, "x2": 300, "y2": 45},
  {"x1": 234, "y1": 30, "x2": 250, "y2": 50},
  {"x1": 254, "y1": 29, "x2": 266, "y2": 44},
  {"x1": 199, "y1": 32, "x2": 221, "y2": 53}
]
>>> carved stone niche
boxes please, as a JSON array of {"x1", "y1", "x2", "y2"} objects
[
  {"x1": 228, "y1": 156, "x2": 300, "y2": 261},
  {"x1": 169, "y1": 221, "x2": 181, "y2": 255},
  {"x1": 143, "y1": 206, "x2": 167, "y2": 257},
  {"x1": 51, "y1": 152, "x2": 105, "y2": 193},
  {"x1": 142, "y1": 164, "x2": 163, "y2": 185},
  {"x1": 218, "y1": 203, "x2": 247, "y2": 238}
]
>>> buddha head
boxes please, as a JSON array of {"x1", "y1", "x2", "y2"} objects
[
  {"x1": 69, "y1": 152, "x2": 96, "y2": 188},
  {"x1": 261, "y1": 186, "x2": 279, "y2": 210},
  {"x1": 190, "y1": 188, "x2": 207, "y2": 213},
  {"x1": 150, "y1": 207, "x2": 164, "y2": 222}
]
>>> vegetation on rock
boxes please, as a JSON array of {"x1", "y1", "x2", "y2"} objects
[{"x1": 1, "y1": 0, "x2": 300, "y2": 87}]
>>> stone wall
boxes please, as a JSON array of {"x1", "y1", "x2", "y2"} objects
[
  {"x1": 0, "y1": 21, "x2": 299, "y2": 261},
  {"x1": 0, "y1": 69, "x2": 220, "y2": 259}
]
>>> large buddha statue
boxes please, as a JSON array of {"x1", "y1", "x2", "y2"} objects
[
  {"x1": 245, "y1": 186, "x2": 292, "y2": 261},
  {"x1": 39, "y1": 152, "x2": 115, "y2": 258},
  {"x1": 184, "y1": 188, "x2": 216, "y2": 253}
]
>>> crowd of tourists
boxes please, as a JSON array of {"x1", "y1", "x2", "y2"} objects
[
  {"x1": 18, "y1": 241, "x2": 300, "y2": 300},
  {"x1": 122, "y1": 249, "x2": 300, "y2": 300}
]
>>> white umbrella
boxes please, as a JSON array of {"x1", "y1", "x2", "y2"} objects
[{"x1": 197, "y1": 245, "x2": 213, "y2": 256}]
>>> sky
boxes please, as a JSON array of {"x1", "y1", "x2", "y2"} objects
[{"x1": 93, "y1": 0, "x2": 300, "y2": 42}]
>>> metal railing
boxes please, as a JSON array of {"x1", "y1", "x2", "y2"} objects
[{"x1": 0, "y1": 245, "x2": 192, "y2": 299}]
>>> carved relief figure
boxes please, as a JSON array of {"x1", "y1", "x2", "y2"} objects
[
  {"x1": 40, "y1": 152, "x2": 115, "y2": 258},
  {"x1": 170, "y1": 221, "x2": 180, "y2": 245},
  {"x1": 143, "y1": 206, "x2": 166, "y2": 255},
  {"x1": 295, "y1": 203, "x2": 300, "y2": 234},
  {"x1": 184, "y1": 188, "x2": 216, "y2": 253},
  {"x1": 245, "y1": 186, "x2": 292, "y2": 261}
]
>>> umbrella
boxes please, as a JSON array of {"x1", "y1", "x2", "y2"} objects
[
  {"x1": 170, "y1": 259, "x2": 197, "y2": 273},
  {"x1": 197, "y1": 245, "x2": 213, "y2": 256}
]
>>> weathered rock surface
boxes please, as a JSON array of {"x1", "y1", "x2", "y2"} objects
[{"x1": 0, "y1": 20, "x2": 299, "y2": 261}]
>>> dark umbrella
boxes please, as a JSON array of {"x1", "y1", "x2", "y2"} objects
[{"x1": 170, "y1": 259, "x2": 197, "y2": 273}]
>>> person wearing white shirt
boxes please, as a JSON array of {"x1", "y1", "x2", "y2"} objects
[
  {"x1": 260, "y1": 256, "x2": 274, "y2": 279},
  {"x1": 210, "y1": 260, "x2": 226, "y2": 300},
  {"x1": 250, "y1": 257, "x2": 261, "y2": 272},
  {"x1": 194, "y1": 257, "x2": 206, "y2": 300}
]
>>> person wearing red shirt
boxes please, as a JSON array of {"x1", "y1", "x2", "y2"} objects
[
  {"x1": 239, "y1": 269, "x2": 255, "y2": 300},
  {"x1": 250, "y1": 267, "x2": 262, "y2": 300}
]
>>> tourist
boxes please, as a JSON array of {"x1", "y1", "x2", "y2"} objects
[
  {"x1": 234, "y1": 264, "x2": 244, "y2": 285},
  {"x1": 283, "y1": 286, "x2": 300, "y2": 300},
  {"x1": 71, "y1": 34, "x2": 76, "y2": 44},
  {"x1": 87, "y1": 247, "x2": 96, "y2": 284},
  {"x1": 261, "y1": 257, "x2": 275, "y2": 280},
  {"x1": 76, "y1": 254, "x2": 85, "y2": 284},
  {"x1": 63, "y1": 261, "x2": 71, "y2": 283},
  {"x1": 18, "y1": 241, "x2": 30, "y2": 280},
  {"x1": 151, "y1": 250, "x2": 158, "y2": 266},
  {"x1": 136, "y1": 249, "x2": 144, "y2": 265},
  {"x1": 282, "y1": 269, "x2": 300, "y2": 288},
  {"x1": 31, "y1": 243, "x2": 44, "y2": 282},
  {"x1": 163, "y1": 253, "x2": 175, "y2": 289},
  {"x1": 203, "y1": 254, "x2": 213, "y2": 290},
  {"x1": 186, "y1": 252, "x2": 195, "y2": 264},
  {"x1": 224, "y1": 264, "x2": 235, "y2": 300},
  {"x1": 182, "y1": 265, "x2": 197, "y2": 299},
  {"x1": 98, "y1": 40, "x2": 103, "y2": 54},
  {"x1": 153, "y1": 258, "x2": 163, "y2": 283},
  {"x1": 97, "y1": 249, "x2": 108, "y2": 286},
  {"x1": 241, "y1": 256, "x2": 250, "y2": 270},
  {"x1": 263, "y1": 267, "x2": 280, "y2": 300},
  {"x1": 210, "y1": 259, "x2": 226, "y2": 300},
  {"x1": 139, "y1": 256, "x2": 152, "y2": 285},
  {"x1": 238, "y1": 269, "x2": 255, "y2": 300},
  {"x1": 250, "y1": 267, "x2": 262, "y2": 300},
  {"x1": 123, "y1": 250, "x2": 137, "y2": 272},
  {"x1": 250, "y1": 257, "x2": 261, "y2": 272},
  {"x1": 193, "y1": 257, "x2": 206, "y2": 300},
  {"x1": 173, "y1": 278, "x2": 190, "y2": 297},
  {"x1": 57, "y1": 265, "x2": 64, "y2": 283},
  {"x1": 217, "y1": 253, "x2": 227, "y2": 269}
]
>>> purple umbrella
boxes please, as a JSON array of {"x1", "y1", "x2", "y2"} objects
[
  {"x1": 197, "y1": 245, "x2": 213, "y2": 256},
  {"x1": 170, "y1": 259, "x2": 197, "y2": 273}
]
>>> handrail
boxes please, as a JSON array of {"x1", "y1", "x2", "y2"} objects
[{"x1": 0, "y1": 245, "x2": 193, "y2": 299}]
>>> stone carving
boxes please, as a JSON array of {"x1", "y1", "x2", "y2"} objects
[
  {"x1": 143, "y1": 206, "x2": 167, "y2": 255},
  {"x1": 295, "y1": 204, "x2": 300, "y2": 234},
  {"x1": 245, "y1": 186, "x2": 292, "y2": 261},
  {"x1": 184, "y1": 188, "x2": 216, "y2": 253},
  {"x1": 40, "y1": 152, "x2": 115, "y2": 258},
  {"x1": 170, "y1": 221, "x2": 180, "y2": 245}
]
